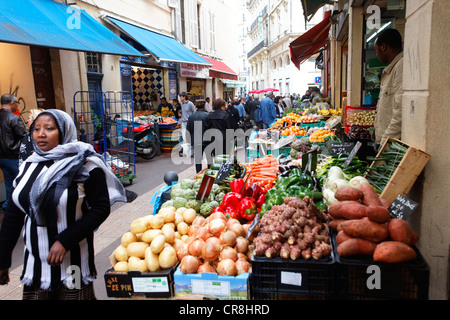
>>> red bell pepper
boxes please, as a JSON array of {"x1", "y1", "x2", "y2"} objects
[
  {"x1": 230, "y1": 179, "x2": 245, "y2": 193},
  {"x1": 213, "y1": 206, "x2": 224, "y2": 214},
  {"x1": 238, "y1": 197, "x2": 257, "y2": 220},
  {"x1": 224, "y1": 206, "x2": 240, "y2": 220},
  {"x1": 220, "y1": 192, "x2": 242, "y2": 210},
  {"x1": 255, "y1": 194, "x2": 266, "y2": 208},
  {"x1": 246, "y1": 183, "x2": 261, "y2": 199}
]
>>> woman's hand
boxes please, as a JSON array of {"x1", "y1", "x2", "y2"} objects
[
  {"x1": 0, "y1": 269, "x2": 9, "y2": 285},
  {"x1": 47, "y1": 241, "x2": 67, "y2": 267}
]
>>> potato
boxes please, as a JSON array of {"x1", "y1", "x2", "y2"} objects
[
  {"x1": 114, "y1": 261, "x2": 128, "y2": 272},
  {"x1": 144, "y1": 247, "x2": 160, "y2": 272},
  {"x1": 127, "y1": 242, "x2": 150, "y2": 259},
  {"x1": 175, "y1": 207, "x2": 187, "y2": 215},
  {"x1": 174, "y1": 231, "x2": 181, "y2": 240},
  {"x1": 182, "y1": 208, "x2": 197, "y2": 224},
  {"x1": 159, "y1": 246, "x2": 178, "y2": 269},
  {"x1": 149, "y1": 215, "x2": 165, "y2": 229},
  {"x1": 162, "y1": 224, "x2": 175, "y2": 244},
  {"x1": 334, "y1": 186, "x2": 364, "y2": 201},
  {"x1": 373, "y1": 241, "x2": 417, "y2": 263},
  {"x1": 141, "y1": 229, "x2": 163, "y2": 243},
  {"x1": 130, "y1": 218, "x2": 148, "y2": 235},
  {"x1": 150, "y1": 235, "x2": 166, "y2": 254},
  {"x1": 128, "y1": 257, "x2": 148, "y2": 273},
  {"x1": 159, "y1": 207, "x2": 176, "y2": 223},
  {"x1": 114, "y1": 245, "x2": 128, "y2": 262},
  {"x1": 121, "y1": 232, "x2": 138, "y2": 248},
  {"x1": 174, "y1": 212, "x2": 184, "y2": 226},
  {"x1": 165, "y1": 222, "x2": 176, "y2": 230},
  {"x1": 341, "y1": 219, "x2": 389, "y2": 243},
  {"x1": 337, "y1": 238, "x2": 377, "y2": 257},
  {"x1": 176, "y1": 221, "x2": 189, "y2": 235}
]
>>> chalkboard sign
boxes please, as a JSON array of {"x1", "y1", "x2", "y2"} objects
[
  {"x1": 389, "y1": 195, "x2": 419, "y2": 220},
  {"x1": 215, "y1": 157, "x2": 234, "y2": 182},
  {"x1": 329, "y1": 142, "x2": 355, "y2": 156},
  {"x1": 343, "y1": 141, "x2": 362, "y2": 168}
]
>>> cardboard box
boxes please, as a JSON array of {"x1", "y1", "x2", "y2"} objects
[
  {"x1": 174, "y1": 270, "x2": 250, "y2": 300},
  {"x1": 366, "y1": 138, "x2": 431, "y2": 203}
]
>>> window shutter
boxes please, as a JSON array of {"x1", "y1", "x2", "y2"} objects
[{"x1": 190, "y1": 0, "x2": 199, "y2": 48}]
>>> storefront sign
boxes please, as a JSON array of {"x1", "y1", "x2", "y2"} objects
[
  {"x1": 168, "y1": 69, "x2": 178, "y2": 100},
  {"x1": 179, "y1": 63, "x2": 209, "y2": 79}
]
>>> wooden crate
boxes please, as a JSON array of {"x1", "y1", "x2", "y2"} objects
[{"x1": 366, "y1": 138, "x2": 431, "y2": 203}]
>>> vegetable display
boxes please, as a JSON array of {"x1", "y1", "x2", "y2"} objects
[
  {"x1": 330, "y1": 184, "x2": 420, "y2": 263},
  {"x1": 253, "y1": 196, "x2": 331, "y2": 260}
]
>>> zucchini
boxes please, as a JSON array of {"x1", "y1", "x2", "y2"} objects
[
  {"x1": 214, "y1": 155, "x2": 230, "y2": 164},
  {"x1": 210, "y1": 163, "x2": 222, "y2": 170}
]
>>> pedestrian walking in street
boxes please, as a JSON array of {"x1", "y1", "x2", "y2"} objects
[
  {"x1": 187, "y1": 100, "x2": 209, "y2": 173},
  {"x1": 0, "y1": 109, "x2": 130, "y2": 300},
  {"x1": 274, "y1": 96, "x2": 285, "y2": 118},
  {"x1": 206, "y1": 99, "x2": 237, "y2": 157},
  {"x1": 0, "y1": 94, "x2": 27, "y2": 212},
  {"x1": 259, "y1": 91, "x2": 277, "y2": 129},
  {"x1": 179, "y1": 92, "x2": 196, "y2": 156},
  {"x1": 235, "y1": 98, "x2": 246, "y2": 120},
  {"x1": 205, "y1": 97, "x2": 213, "y2": 113}
]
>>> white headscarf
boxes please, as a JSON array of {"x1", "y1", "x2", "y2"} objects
[{"x1": 26, "y1": 109, "x2": 129, "y2": 226}]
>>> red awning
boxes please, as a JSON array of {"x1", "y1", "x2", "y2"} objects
[
  {"x1": 290, "y1": 10, "x2": 331, "y2": 70},
  {"x1": 202, "y1": 56, "x2": 238, "y2": 81}
]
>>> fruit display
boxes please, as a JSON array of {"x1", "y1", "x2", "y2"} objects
[
  {"x1": 281, "y1": 126, "x2": 307, "y2": 137},
  {"x1": 309, "y1": 128, "x2": 336, "y2": 143},
  {"x1": 347, "y1": 109, "x2": 376, "y2": 126}
]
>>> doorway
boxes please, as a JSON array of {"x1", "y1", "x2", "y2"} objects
[{"x1": 30, "y1": 46, "x2": 56, "y2": 109}]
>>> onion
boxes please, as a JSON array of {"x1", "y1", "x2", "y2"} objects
[
  {"x1": 235, "y1": 259, "x2": 251, "y2": 275},
  {"x1": 216, "y1": 259, "x2": 237, "y2": 276},
  {"x1": 197, "y1": 261, "x2": 216, "y2": 274},
  {"x1": 229, "y1": 223, "x2": 245, "y2": 237},
  {"x1": 235, "y1": 236, "x2": 249, "y2": 254},
  {"x1": 209, "y1": 211, "x2": 227, "y2": 222},
  {"x1": 237, "y1": 253, "x2": 247, "y2": 261},
  {"x1": 220, "y1": 247, "x2": 238, "y2": 262},
  {"x1": 220, "y1": 230, "x2": 237, "y2": 247},
  {"x1": 192, "y1": 216, "x2": 207, "y2": 227},
  {"x1": 176, "y1": 242, "x2": 189, "y2": 261},
  {"x1": 202, "y1": 240, "x2": 221, "y2": 261},
  {"x1": 188, "y1": 224, "x2": 199, "y2": 237},
  {"x1": 180, "y1": 255, "x2": 199, "y2": 274},
  {"x1": 188, "y1": 239, "x2": 204, "y2": 257},
  {"x1": 194, "y1": 226, "x2": 212, "y2": 241},
  {"x1": 226, "y1": 218, "x2": 240, "y2": 228},
  {"x1": 209, "y1": 219, "x2": 226, "y2": 236}
]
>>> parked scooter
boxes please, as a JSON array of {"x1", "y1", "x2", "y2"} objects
[{"x1": 120, "y1": 122, "x2": 159, "y2": 160}]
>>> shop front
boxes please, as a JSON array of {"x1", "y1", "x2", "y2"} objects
[{"x1": 178, "y1": 63, "x2": 210, "y2": 101}]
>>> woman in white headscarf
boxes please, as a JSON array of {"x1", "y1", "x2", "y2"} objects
[{"x1": 0, "y1": 109, "x2": 132, "y2": 300}]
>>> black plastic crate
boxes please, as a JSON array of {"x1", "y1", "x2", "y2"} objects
[
  {"x1": 250, "y1": 250, "x2": 336, "y2": 300},
  {"x1": 331, "y1": 232, "x2": 430, "y2": 300}
]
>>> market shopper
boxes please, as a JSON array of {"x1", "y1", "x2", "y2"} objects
[
  {"x1": 179, "y1": 92, "x2": 196, "y2": 156},
  {"x1": 259, "y1": 91, "x2": 277, "y2": 129},
  {"x1": 156, "y1": 97, "x2": 175, "y2": 117},
  {"x1": 186, "y1": 100, "x2": 209, "y2": 173},
  {"x1": 235, "y1": 98, "x2": 246, "y2": 120},
  {"x1": 205, "y1": 97, "x2": 213, "y2": 113},
  {"x1": 0, "y1": 109, "x2": 131, "y2": 300},
  {"x1": 19, "y1": 108, "x2": 44, "y2": 167},
  {"x1": 311, "y1": 87, "x2": 323, "y2": 104},
  {"x1": 0, "y1": 94, "x2": 27, "y2": 212},
  {"x1": 302, "y1": 90, "x2": 311, "y2": 101},
  {"x1": 274, "y1": 96, "x2": 285, "y2": 118},
  {"x1": 206, "y1": 98, "x2": 238, "y2": 157},
  {"x1": 374, "y1": 28, "x2": 404, "y2": 147}
]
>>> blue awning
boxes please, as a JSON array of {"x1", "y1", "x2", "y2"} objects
[
  {"x1": 106, "y1": 16, "x2": 211, "y2": 66},
  {"x1": 0, "y1": 0, "x2": 143, "y2": 56}
]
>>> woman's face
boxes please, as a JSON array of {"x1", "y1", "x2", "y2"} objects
[{"x1": 33, "y1": 114, "x2": 60, "y2": 152}]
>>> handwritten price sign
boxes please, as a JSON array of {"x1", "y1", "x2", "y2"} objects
[{"x1": 389, "y1": 195, "x2": 419, "y2": 220}]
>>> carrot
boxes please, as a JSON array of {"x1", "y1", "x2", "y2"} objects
[
  {"x1": 360, "y1": 183, "x2": 382, "y2": 207},
  {"x1": 367, "y1": 205, "x2": 391, "y2": 223},
  {"x1": 340, "y1": 219, "x2": 389, "y2": 243},
  {"x1": 337, "y1": 238, "x2": 377, "y2": 257},
  {"x1": 334, "y1": 186, "x2": 364, "y2": 201},
  {"x1": 373, "y1": 241, "x2": 417, "y2": 263},
  {"x1": 340, "y1": 203, "x2": 369, "y2": 220},
  {"x1": 388, "y1": 219, "x2": 419, "y2": 246}
]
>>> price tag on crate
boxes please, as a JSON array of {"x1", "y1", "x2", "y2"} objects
[
  {"x1": 389, "y1": 195, "x2": 419, "y2": 220},
  {"x1": 196, "y1": 174, "x2": 216, "y2": 201},
  {"x1": 343, "y1": 141, "x2": 362, "y2": 168},
  {"x1": 329, "y1": 142, "x2": 355, "y2": 156}
]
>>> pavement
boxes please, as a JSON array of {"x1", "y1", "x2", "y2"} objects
[{"x1": 0, "y1": 158, "x2": 198, "y2": 300}]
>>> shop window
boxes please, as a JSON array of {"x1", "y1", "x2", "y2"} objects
[{"x1": 85, "y1": 52, "x2": 102, "y2": 74}]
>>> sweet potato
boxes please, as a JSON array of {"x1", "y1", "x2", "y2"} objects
[
  {"x1": 328, "y1": 201, "x2": 361, "y2": 219},
  {"x1": 328, "y1": 219, "x2": 346, "y2": 231},
  {"x1": 367, "y1": 205, "x2": 391, "y2": 223},
  {"x1": 373, "y1": 241, "x2": 417, "y2": 263},
  {"x1": 334, "y1": 187, "x2": 364, "y2": 201},
  {"x1": 340, "y1": 203, "x2": 369, "y2": 220},
  {"x1": 337, "y1": 238, "x2": 377, "y2": 257},
  {"x1": 388, "y1": 219, "x2": 419, "y2": 245},
  {"x1": 336, "y1": 230, "x2": 353, "y2": 245},
  {"x1": 379, "y1": 198, "x2": 392, "y2": 209},
  {"x1": 360, "y1": 183, "x2": 382, "y2": 207},
  {"x1": 340, "y1": 219, "x2": 389, "y2": 243}
]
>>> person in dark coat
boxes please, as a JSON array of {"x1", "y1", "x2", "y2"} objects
[
  {"x1": 206, "y1": 99, "x2": 237, "y2": 158},
  {"x1": 187, "y1": 100, "x2": 209, "y2": 173}
]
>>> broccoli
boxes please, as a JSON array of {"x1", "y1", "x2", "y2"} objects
[
  {"x1": 180, "y1": 179, "x2": 195, "y2": 189},
  {"x1": 185, "y1": 199, "x2": 202, "y2": 212},
  {"x1": 173, "y1": 197, "x2": 188, "y2": 209},
  {"x1": 199, "y1": 202, "x2": 215, "y2": 217}
]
